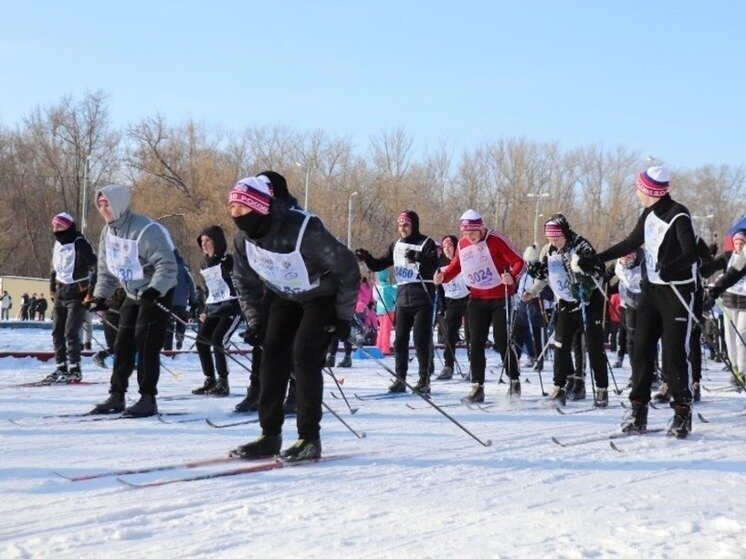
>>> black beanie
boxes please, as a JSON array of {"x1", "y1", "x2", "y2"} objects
[{"x1": 258, "y1": 171, "x2": 290, "y2": 201}]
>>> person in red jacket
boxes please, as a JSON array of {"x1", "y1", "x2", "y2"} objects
[{"x1": 434, "y1": 210, "x2": 525, "y2": 403}]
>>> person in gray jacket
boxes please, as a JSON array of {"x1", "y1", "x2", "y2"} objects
[
  {"x1": 87, "y1": 184, "x2": 178, "y2": 417},
  {"x1": 227, "y1": 176, "x2": 360, "y2": 462}
]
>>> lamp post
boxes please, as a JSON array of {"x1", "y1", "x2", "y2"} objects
[
  {"x1": 527, "y1": 192, "x2": 549, "y2": 244},
  {"x1": 347, "y1": 191, "x2": 359, "y2": 248},
  {"x1": 295, "y1": 162, "x2": 311, "y2": 211},
  {"x1": 81, "y1": 155, "x2": 91, "y2": 235}
]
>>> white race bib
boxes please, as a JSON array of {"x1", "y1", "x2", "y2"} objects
[
  {"x1": 644, "y1": 212, "x2": 694, "y2": 284},
  {"x1": 393, "y1": 240, "x2": 428, "y2": 285},
  {"x1": 201, "y1": 263, "x2": 236, "y2": 304},
  {"x1": 441, "y1": 265, "x2": 469, "y2": 299},
  {"x1": 460, "y1": 240, "x2": 502, "y2": 289},
  {"x1": 547, "y1": 252, "x2": 575, "y2": 302},
  {"x1": 105, "y1": 223, "x2": 156, "y2": 283},
  {"x1": 52, "y1": 241, "x2": 77, "y2": 284}
]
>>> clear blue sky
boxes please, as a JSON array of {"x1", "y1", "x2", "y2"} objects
[{"x1": 2, "y1": 1, "x2": 744, "y2": 168}]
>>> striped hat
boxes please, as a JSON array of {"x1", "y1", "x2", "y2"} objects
[
  {"x1": 459, "y1": 209, "x2": 484, "y2": 231},
  {"x1": 544, "y1": 213, "x2": 570, "y2": 238},
  {"x1": 636, "y1": 166, "x2": 670, "y2": 197},
  {"x1": 229, "y1": 177, "x2": 272, "y2": 215},
  {"x1": 396, "y1": 211, "x2": 413, "y2": 226},
  {"x1": 733, "y1": 229, "x2": 746, "y2": 245},
  {"x1": 51, "y1": 212, "x2": 74, "y2": 230}
]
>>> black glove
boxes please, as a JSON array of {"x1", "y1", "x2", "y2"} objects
[
  {"x1": 332, "y1": 319, "x2": 352, "y2": 341},
  {"x1": 703, "y1": 293, "x2": 716, "y2": 313},
  {"x1": 655, "y1": 262, "x2": 675, "y2": 282},
  {"x1": 242, "y1": 321, "x2": 262, "y2": 346},
  {"x1": 85, "y1": 296, "x2": 107, "y2": 313},
  {"x1": 355, "y1": 248, "x2": 372, "y2": 264},
  {"x1": 138, "y1": 287, "x2": 161, "y2": 302},
  {"x1": 575, "y1": 255, "x2": 599, "y2": 274},
  {"x1": 708, "y1": 285, "x2": 723, "y2": 300},
  {"x1": 526, "y1": 261, "x2": 542, "y2": 278},
  {"x1": 404, "y1": 249, "x2": 420, "y2": 264}
]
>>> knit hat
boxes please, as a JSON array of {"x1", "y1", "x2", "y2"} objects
[
  {"x1": 396, "y1": 211, "x2": 413, "y2": 226},
  {"x1": 636, "y1": 166, "x2": 670, "y2": 197},
  {"x1": 733, "y1": 229, "x2": 746, "y2": 245},
  {"x1": 459, "y1": 209, "x2": 484, "y2": 231},
  {"x1": 229, "y1": 177, "x2": 272, "y2": 215},
  {"x1": 544, "y1": 213, "x2": 570, "y2": 238},
  {"x1": 51, "y1": 212, "x2": 74, "y2": 230}
]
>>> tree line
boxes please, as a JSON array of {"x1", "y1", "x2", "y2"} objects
[{"x1": 1, "y1": 91, "x2": 743, "y2": 278}]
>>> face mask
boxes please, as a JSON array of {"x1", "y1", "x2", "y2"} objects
[
  {"x1": 233, "y1": 211, "x2": 270, "y2": 239},
  {"x1": 53, "y1": 229, "x2": 74, "y2": 242}
]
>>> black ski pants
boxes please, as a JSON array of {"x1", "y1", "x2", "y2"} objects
[
  {"x1": 630, "y1": 282, "x2": 694, "y2": 404},
  {"x1": 196, "y1": 313, "x2": 242, "y2": 379},
  {"x1": 441, "y1": 296, "x2": 468, "y2": 368},
  {"x1": 110, "y1": 290, "x2": 173, "y2": 396},
  {"x1": 513, "y1": 299, "x2": 544, "y2": 363},
  {"x1": 52, "y1": 297, "x2": 86, "y2": 365},
  {"x1": 163, "y1": 305, "x2": 189, "y2": 350},
  {"x1": 552, "y1": 290, "x2": 608, "y2": 388},
  {"x1": 468, "y1": 297, "x2": 518, "y2": 385},
  {"x1": 395, "y1": 302, "x2": 434, "y2": 382},
  {"x1": 259, "y1": 295, "x2": 334, "y2": 440}
]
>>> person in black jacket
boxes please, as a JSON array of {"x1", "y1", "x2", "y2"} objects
[
  {"x1": 356, "y1": 211, "x2": 439, "y2": 394},
  {"x1": 577, "y1": 166, "x2": 698, "y2": 438},
  {"x1": 192, "y1": 225, "x2": 242, "y2": 396},
  {"x1": 35, "y1": 295, "x2": 48, "y2": 321},
  {"x1": 228, "y1": 177, "x2": 360, "y2": 461},
  {"x1": 44, "y1": 212, "x2": 97, "y2": 383}
]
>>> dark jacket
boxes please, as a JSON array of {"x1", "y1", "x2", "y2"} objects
[
  {"x1": 198, "y1": 225, "x2": 240, "y2": 317},
  {"x1": 50, "y1": 227, "x2": 98, "y2": 301}
]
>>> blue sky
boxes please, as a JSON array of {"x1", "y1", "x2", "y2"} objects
[{"x1": 2, "y1": 1, "x2": 744, "y2": 168}]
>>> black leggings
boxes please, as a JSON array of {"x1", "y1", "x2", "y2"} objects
[
  {"x1": 468, "y1": 297, "x2": 518, "y2": 384},
  {"x1": 395, "y1": 303, "x2": 434, "y2": 381},
  {"x1": 196, "y1": 313, "x2": 242, "y2": 378}
]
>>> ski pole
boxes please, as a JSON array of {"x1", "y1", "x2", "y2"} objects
[
  {"x1": 350, "y1": 341, "x2": 492, "y2": 447},
  {"x1": 322, "y1": 401, "x2": 365, "y2": 439},
  {"x1": 525, "y1": 301, "x2": 548, "y2": 396},
  {"x1": 324, "y1": 366, "x2": 358, "y2": 414},
  {"x1": 584, "y1": 273, "x2": 625, "y2": 394}
]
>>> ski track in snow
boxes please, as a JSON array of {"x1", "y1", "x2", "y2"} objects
[{"x1": 0, "y1": 329, "x2": 745, "y2": 558}]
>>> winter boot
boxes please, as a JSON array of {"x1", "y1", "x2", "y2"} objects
[
  {"x1": 667, "y1": 403, "x2": 692, "y2": 439},
  {"x1": 83, "y1": 342, "x2": 92, "y2": 350},
  {"x1": 547, "y1": 386, "x2": 567, "y2": 407},
  {"x1": 651, "y1": 373, "x2": 662, "y2": 390},
  {"x1": 509, "y1": 379, "x2": 521, "y2": 398},
  {"x1": 325, "y1": 353, "x2": 336, "y2": 368},
  {"x1": 90, "y1": 391, "x2": 125, "y2": 414},
  {"x1": 93, "y1": 350, "x2": 109, "y2": 369},
  {"x1": 569, "y1": 377, "x2": 586, "y2": 400},
  {"x1": 123, "y1": 394, "x2": 158, "y2": 418},
  {"x1": 653, "y1": 382, "x2": 671, "y2": 403},
  {"x1": 192, "y1": 376, "x2": 216, "y2": 395},
  {"x1": 338, "y1": 354, "x2": 352, "y2": 368},
  {"x1": 43, "y1": 362, "x2": 67, "y2": 383},
  {"x1": 594, "y1": 388, "x2": 609, "y2": 408},
  {"x1": 412, "y1": 377, "x2": 431, "y2": 395},
  {"x1": 388, "y1": 379, "x2": 406, "y2": 393},
  {"x1": 280, "y1": 438, "x2": 322, "y2": 462},
  {"x1": 58, "y1": 363, "x2": 82, "y2": 383},
  {"x1": 230, "y1": 434, "x2": 282, "y2": 460},
  {"x1": 207, "y1": 377, "x2": 230, "y2": 396},
  {"x1": 461, "y1": 383, "x2": 484, "y2": 403},
  {"x1": 283, "y1": 382, "x2": 297, "y2": 415},
  {"x1": 436, "y1": 366, "x2": 453, "y2": 380},
  {"x1": 234, "y1": 384, "x2": 260, "y2": 413},
  {"x1": 621, "y1": 400, "x2": 648, "y2": 434},
  {"x1": 692, "y1": 382, "x2": 701, "y2": 403}
]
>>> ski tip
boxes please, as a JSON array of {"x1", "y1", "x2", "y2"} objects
[
  {"x1": 115, "y1": 476, "x2": 139, "y2": 488},
  {"x1": 697, "y1": 412, "x2": 709, "y2": 423},
  {"x1": 610, "y1": 441, "x2": 623, "y2": 452},
  {"x1": 330, "y1": 391, "x2": 339, "y2": 399},
  {"x1": 555, "y1": 407, "x2": 567, "y2": 415},
  {"x1": 351, "y1": 408, "x2": 359, "y2": 415},
  {"x1": 551, "y1": 436, "x2": 565, "y2": 447},
  {"x1": 53, "y1": 470, "x2": 74, "y2": 480},
  {"x1": 205, "y1": 418, "x2": 219, "y2": 427},
  {"x1": 157, "y1": 415, "x2": 171, "y2": 424}
]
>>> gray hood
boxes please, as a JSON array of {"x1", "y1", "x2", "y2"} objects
[{"x1": 96, "y1": 184, "x2": 131, "y2": 222}]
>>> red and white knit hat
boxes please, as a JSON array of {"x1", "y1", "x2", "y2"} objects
[
  {"x1": 396, "y1": 211, "x2": 412, "y2": 226},
  {"x1": 733, "y1": 230, "x2": 746, "y2": 245},
  {"x1": 636, "y1": 166, "x2": 670, "y2": 197},
  {"x1": 51, "y1": 212, "x2": 74, "y2": 230},
  {"x1": 229, "y1": 177, "x2": 272, "y2": 215},
  {"x1": 459, "y1": 209, "x2": 484, "y2": 231}
]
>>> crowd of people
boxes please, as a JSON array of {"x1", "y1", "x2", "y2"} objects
[{"x1": 26, "y1": 164, "x2": 746, "y2": 461}]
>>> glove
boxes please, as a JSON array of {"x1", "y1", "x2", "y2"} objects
[
  {"x1": 655, "y1": 262, "x2": 675, "y2": 282},
  {"x1": 355, "y1": 248, "x2": 372, "y2": 264},
  {"x1": 241, "y1": 321, "x2": 262, "y2": 346},
  {"x1": 138, "y1": 287, "x2": 161, "y2": 302},
  {"x1": 575, "y1": 255, "x2": 599, "y2": 274},
  {"x1": 708, "y1": 285, "x2": 723, "y2": 300},
  {"x1": 332, "y1": 318, "x2": 351, "y2": 341},
  {"x1": 85, "y1": 296, "x2": 107, "y2": 313},
  {"x1": 702, "y1": 294, "x2": 716, "y2": 313},
  {"x1": 404, "y1": 249, "x2": 420, "y2": 264}
]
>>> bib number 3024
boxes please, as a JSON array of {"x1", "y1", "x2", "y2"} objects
[{"x1": 467, "y1": 268, "x2": 494, "y2": 284}]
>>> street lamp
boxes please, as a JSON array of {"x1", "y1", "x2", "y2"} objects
[
  {"x1": 347, "y1": 191, "x2": 359, "y2": 248},
  {"x1": 81, "y1": 155, "x2": 91, "y2": 235},
  {"x1": 527, "y1": 192, "x2": 549, "y2": 244},
  {"x1": 295, "y1": 162, "x2": 311, "y2": 211}
]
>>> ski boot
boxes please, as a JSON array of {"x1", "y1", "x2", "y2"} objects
[
  {"x1": 436, "y1": 366, "x2": 453, "y2": 380},
  {"x1": 43, "y1": 362, "x2": 67, "y2": 383},
  {"x1": 234, "y1": 384, "x2": 260, "y2": 413},
  {"x1": 90, "y1": 391, "x2": 125, "y2": 414},
  {"x1": 461, "y1": 383, "x2": 484, "y2": 403},
  {"x1": 58, "y1": 363, "x2": 82, "y2": 383},
  {"x1": 621, "y1": 400, "x2": 648, "y2": 434},
  {"x1": 412, "y1": 377, "x2": 431, "y2": 395},
  {"x1": 230, "y1": 434, "x2": 282, "y2": 460},
  {"x1": 568, "y1": 379, "x2": 586, "y2": 401},
  {"x1": 388, "y1": 379, "x2": 406, "y2": 393},
  {"x1": 509, "y1": 379, "x2": 521, "y2": 398},
  {"x1": 207, "y1": 377, "x2": 230, "y2": 397},
  {"x1": 192, "y1": 377, "x2": 216, "y2": 395},
  {"x1": 280, "y1": 438, "x2": 322, "y2": 462},
  {"x1": 547, "y1": 386, "x2": 567, "y2": 407},
  {"x1": 325, "y1": 353, "x2": 336, "y2": 368},
  {"x1": 692, "y1": 382, "x2": 701, "y2": 403},
  {"x1": 284, "y1": 382, "x2": 297, "y2": 415},
  {"x1": 337, "y1": 354, "x2": 352, "y2": 368},
  {"x1": 123, "y1": 394, "x2": 158, "y2": 418},
  {"x1": 594, "y1": 388, "x2": 609, "y2": 408},
  {"x1": 667, "y1": 403, "x2": 692, "y2": 439},
  {"x1": 93, "y1": 350, "x2": 109, "y2": 369},
  {"x1": 653, "y1": 382, "x2": 671, "y2": 403},
  {"x1": 83, "y1": 342, "x2": 92, "y2": 350}
]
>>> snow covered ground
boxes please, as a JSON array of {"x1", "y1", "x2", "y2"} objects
[{"x1": 1, "y1": 328, "x2": 745, "y2": 559}]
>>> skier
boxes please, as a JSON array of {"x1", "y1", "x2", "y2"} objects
[
  {"x1": 522, "y1": 214, "x2": 609, "y2": 406},
  {"x1": 192, "y1": 225, "x2": 242, "y2": 397},
  {"x1": 374, "y1": 269, "x2": 397, "y2": 356},
  {"x1": 577, "y1": 166, "x2": 698, "y2": 438},
  {"x1": 0, "y1": 291, "x2": 11, "y2": 321},
  {"x1": 87, "y1": 184, "x2": 178, "y2": 417},
  {"x1": 163, "y1": 250, "x2": 197, "y2": 351},
  {"x1": 614, "y1": 250, "x2": 644, "y2": 370},
  {"x1": 434, "y1": 210, "x2": 525, "y2": 403},
  {"x1": 434, "y1": 235, "x2": 470, "y2": 381},
  {"x1": 356, "y1": 210, "x2": 439, "y2": 394},
  {"x1": 44, "y1": 212, "x2": 97, "y2": 383},
  {"x1": 228, "y1": 176, "x2": 359, "y2": 461},
  {"x1": 35, "y1": 294, "x2": 48, "y2": 321},
  {"x1": 514, "y1": 244, "x2": 548, "y2": 372}
]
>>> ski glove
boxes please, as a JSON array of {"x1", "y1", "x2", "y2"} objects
[
  {"x1": 655, "y1": 262, "x2": 675, "y2": 282},
  {"x1": 404, "y1": 249, "x2": 420, "y2": 264},
  {"x1": 85, "y1": 296, "x2": 107, "y2": 313},
  {"x1": 575, "y1": 255, "x2": 599, "y2": 274},
  {"x1": 702, "y1": 293, "x2": 716, "y2": 313},
  {"x1": 139, "y1": 287, "x2": 161, "y2": 302},
  {"x1": 332, "y1": 319, "x2": 352, "y2": 341},
  {"x1": 242, "y1": 321, "x2": 262, "y2": 346},
  {"x1": 355, "y1": 248, "x2": 373, "y2": 265}
]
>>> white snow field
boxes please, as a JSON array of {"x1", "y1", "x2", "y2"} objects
[{"x1": 1, "y1": 328, "x2": 745, "y2": 559}]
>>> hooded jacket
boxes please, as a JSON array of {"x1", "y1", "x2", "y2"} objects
[
  {"x1": 198, "y1": 225, "x2": 240, "y2": 316},
  {"x1": 49, "y1": 225, "x2": 98, "y2": 301},
  {"x1": 93, "y1": 184, "x2": 178, "y2": 300}
]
